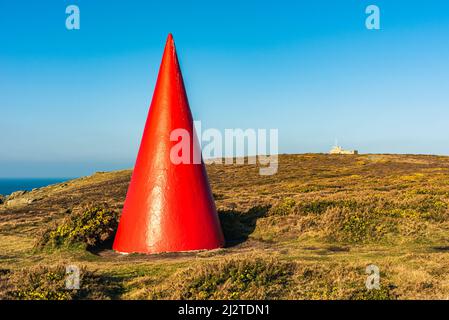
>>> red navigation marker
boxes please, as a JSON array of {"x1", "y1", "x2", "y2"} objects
[{"x1": 113, "y1": 34, "x2": 225, "y2": 254}]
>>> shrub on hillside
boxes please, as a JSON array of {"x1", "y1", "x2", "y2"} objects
[
  {"x1": 321, "y1": 207, "x2": 398, "y2": 243},
  {"x1": 148, "y1": 256, "x2": 294, "y2": 300},
  {"x1": 36, "y1": 204, "x2": 119, "y2": 249},
  {"x1": 290, "y1": 263, "x2": 398, "y2": 300},
  {"x1": 268, "y1": 198, "x2": 296, "y2": 216},
  {"x1": 1, "y1": 265, "x2": 120, "y2": 300}
]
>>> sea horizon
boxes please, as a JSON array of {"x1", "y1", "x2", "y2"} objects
[{"x1": 0, "y1": 178, "x2": 74, "y2": 196}]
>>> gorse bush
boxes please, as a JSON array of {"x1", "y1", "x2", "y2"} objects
[
  {"x1": 248, "y1": 191, "x2": 448, "y2": 244},
  {"x1": 1, "y1": 265, "x2": 119, "y2": 300},
  {"x1": 144, "y1": 257, "x2": 398, "y2": 300},
  {"x1": 36, "y1": 205, "x2": 119, "y2": 249},
  {"x1": 268, "y1": 198, "x2": 362, "y2": 217},
  {"x1": 318, "y1": 206, "x2": 399, "y2": 243},
  {"x1": 148, "y1": 256, "x2": 294, "y2": 300},
  {"x1": 269, "y1": 198, "x2": 296, "y2": 216},
  {"x1": 289, "y1": 263, "x2": 398, "y2": 300},
  {"x1": 9, "y1": 265, "x2": 73, "y2": 300},
  {"x1": 350, "y1": 286, "x2": 397, "y2": 300}
]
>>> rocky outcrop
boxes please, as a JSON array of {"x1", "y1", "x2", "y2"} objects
[
  {"x1": 3, "y1": 190, "x2": 37, "y2": 208},
  {"x1": 7, "y1": 190, "x2": 28, "y2": 200}
]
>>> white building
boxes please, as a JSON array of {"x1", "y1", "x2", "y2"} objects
[{"x1": 329, "y1": 145, "x2": 358, "y2": 155}]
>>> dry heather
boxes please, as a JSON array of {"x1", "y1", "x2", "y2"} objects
[
  {"x1": 0, "y1": 264, "x2": 121, "y2": 300},
  {"x1": 1, "y1": 154, "x2": 449, "y2": 299}
]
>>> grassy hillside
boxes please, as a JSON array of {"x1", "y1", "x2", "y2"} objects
[{"x1": 1, "y1": 154, "x2": 449, "y2": 299}]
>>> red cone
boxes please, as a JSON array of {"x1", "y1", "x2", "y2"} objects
[{"x1": 113, "y1": 34, "x2": 225, "y2": 254}]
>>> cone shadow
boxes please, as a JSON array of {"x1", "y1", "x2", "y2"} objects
[{"x1": 218, "y1": 205, "x2": 271, "y2": 247}]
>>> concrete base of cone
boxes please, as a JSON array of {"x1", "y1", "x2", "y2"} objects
[{"x1": 116, "y1": 247, "x2": 223, "y2": 256}]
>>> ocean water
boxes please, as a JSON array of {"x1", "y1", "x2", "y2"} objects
[{"x1": 0, "y1": 178, "x2": 72, "y2": 196}]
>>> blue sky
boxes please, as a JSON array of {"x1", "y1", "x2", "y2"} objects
[{"x1": 1, "y1": 0, "x2": 449, "y2": 177}]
